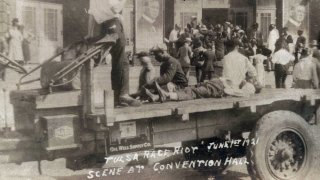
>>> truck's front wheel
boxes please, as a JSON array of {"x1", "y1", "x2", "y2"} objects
[{"x1": 246, "y1": 111, "x2": 315, "y2": 180}]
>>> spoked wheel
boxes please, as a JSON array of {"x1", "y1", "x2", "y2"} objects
[
  {"x1": 0, "y1": 53, "x2": 27, "y2": 74},
  {"x1": 247, "y1": 111, "x2": 315, "y2": 180},
  {"x1": 266, "y1": 130, "x2": 306, "y2": 179}
]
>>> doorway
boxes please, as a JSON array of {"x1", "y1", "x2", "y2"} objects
[
  {"x1": 256, "y1": 9, "x2": 276, "y2": 43},
  {"x1": 16, "y1": 0, "x2": 63, "y2": 63},
  {"x1": 202, "y1": 9, "x2": 228, "y2": 26}
]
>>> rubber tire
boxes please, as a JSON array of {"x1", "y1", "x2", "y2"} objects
[
  {"x1": 246, "y1": 110, "x2": 315, "y2": 180},
  {"x1": 182, "y1": 138, "x2": 228, "y2": 175}
]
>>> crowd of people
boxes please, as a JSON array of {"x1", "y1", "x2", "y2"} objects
[
  {"x1": 132, "y1": 18, "x2": 320, "y2": 104},
  {"x1": 165, "y1": 18, "x2": 320, "y2": 90},
  {"x1": 167, "y1": 20, "x2": 270, "y2": 86}
]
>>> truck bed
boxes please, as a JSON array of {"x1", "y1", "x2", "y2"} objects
[
  {"x1": 94, "y1": 88, "x2": 320, "y2": 122},
  {"x1": 2, "y1": 88, "x2": 320, "y2": 163}
]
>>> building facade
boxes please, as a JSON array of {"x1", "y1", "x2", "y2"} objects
[{"x1": 0, "y1": 0, "x2": 319, "y2": 63}]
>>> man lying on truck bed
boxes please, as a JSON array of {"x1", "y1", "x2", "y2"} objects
[{"x1": 145, "y1": 77, "x2": 261, "y2": 102}]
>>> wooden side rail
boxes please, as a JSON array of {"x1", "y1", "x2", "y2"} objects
[{"x1": 104, "y1": 90, "x2": 115, "y2": 127}]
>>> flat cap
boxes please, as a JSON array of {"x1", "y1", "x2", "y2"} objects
[
  {"x1": 136, "y1": 51, "x2": 149, "y2": 58},
  {"x1": 150, "y1": 44, "x2": 167, "y2": 53}
]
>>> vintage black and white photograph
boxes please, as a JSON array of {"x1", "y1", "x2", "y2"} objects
[{"x1": 1, "y1": 0, "x2": 320, "y2": 180}]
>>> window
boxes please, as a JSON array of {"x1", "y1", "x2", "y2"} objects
[
  {"x1": 22, "y1": 6, "x2": 36, "y2": 34},
  {"x1": 261, "y1": 13, "x2": 271, "y2": 42},
  {"x1": 0, "y1": 1, "x2": 9, "y2": 35},
  {"x1": 180, "y1": 12, "x2": 197, "y2": 29},
  {"x1": 257, "y1": 0, "x2": 276, "y2": 7},
  {"x1": 44, "y1": 8, "x2": 58, "y2": 41},
  {"x1": 206, "y1": 0, "x2": 227, "y2": 4},
  {"x1": 234, "y1": 12, "x2": 248, "y2": 30}
]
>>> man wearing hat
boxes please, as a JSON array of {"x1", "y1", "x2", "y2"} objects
[
  {"x1": 190, "y1": 16, "x2": 198, "y2": 29},
  {"x1": 310, "y1": 40, "x2": 318, "y2": 50},
  {"x1": 294, "y1": 30, "x2": 307, "y2": 60},
  {"x1": 86, "y1": 0, "x2": 141, "y2": 107},
  {"x1": 247, "y1": 23, "x2": 263, "y2": 47},
  {"x1": 293, "y1": 48, "x2": 319, "y2": 89},
  {"x1": 148, "y1": 44, "x2": 188, "y2": 91}
]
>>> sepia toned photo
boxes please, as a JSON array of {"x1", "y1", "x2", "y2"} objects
[{"x1": 0, "y1": 0, "x2": 320, "y2": 180}]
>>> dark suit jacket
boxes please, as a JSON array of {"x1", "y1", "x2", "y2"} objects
[
  {"x1": 156, "y1": 55, "x2": 188, "y2": 88},
  {"x1": 247, "y1": 29, "x2": 263, "y2": 46},
  {"x1": 215, "y1": 37, "x2": 226, "y2": 60},
  {"x1": 202, "y1": 50, "x2": 216, "y2": 72}
]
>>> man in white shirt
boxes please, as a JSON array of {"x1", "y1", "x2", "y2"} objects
[
  {"x1": 168, "y1": 24, "x2": 180, "y2": 56},
  {"x1": 271, "y1": 42, "x2": 295, "y2": 88},
  {"x1": 293, "y1": 48, "x2": 319, "y2": 89},
  {"x1": 222, "y1": 40, "x2": 257, "y2": 89},
  {"x1": 86, "y1": 0, "x2": 141, "y2": 107}
]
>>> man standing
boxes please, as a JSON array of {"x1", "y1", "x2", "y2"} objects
[
  {"x1": 168, "y1": 24, "x2": 181, "y2": 57},
  {"x1": 295, "y1": 30, "x2": 307, "y2": 60},
  {"x1": 293, "y1": 48, "x2": 319, "y2": 89},
  {"x1": 247, "y1": 23, "x2": 263, "y2": 47},
  {"x1": 268, "y1": 24, "x2": 279, "y2": 53},
  {"x1": 87, "y1": 0, "x2": 140, "y2": 107},
  {"x1": 312, "y1": 46, "x2": 320, "y2": 88},
  {"x1": 271, "y1": 41, "x2": 295, "y2": 88},
  {"x1": 222, "y1": 40, "x2": 257, "y2": 89}
]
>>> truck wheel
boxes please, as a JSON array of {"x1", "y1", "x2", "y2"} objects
[
  {"x1": 182, "y1": 138, "x2": 228, "y2": 175},
  {"x1": 246, "y1": 111, "x2": 315, "y2": 180}
]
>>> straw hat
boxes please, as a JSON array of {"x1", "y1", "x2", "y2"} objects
[
  {"x1": 184, "y1": 38, "x2": 192, "y2": 43},
  {"x1": 311, "y1": 40, "x2": 318, "y2": 47}
]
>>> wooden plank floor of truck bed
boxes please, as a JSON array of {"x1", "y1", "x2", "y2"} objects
[
  {"x1": 93, "y1": 88, "x2": 320, "y2": 122},
  {"x1": 1, "y1": 88, "x2": 319, "y2": 155}
]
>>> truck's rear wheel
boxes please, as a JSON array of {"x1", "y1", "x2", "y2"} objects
[{"x1": 247, "y1": 111, "x2": 315, "y2": 180}]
